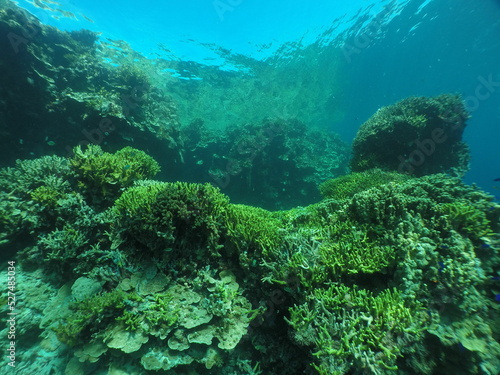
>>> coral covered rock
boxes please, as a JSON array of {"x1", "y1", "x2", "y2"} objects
[{"x1": 350, "y1": 94, "x2": 470, "y2": 177}]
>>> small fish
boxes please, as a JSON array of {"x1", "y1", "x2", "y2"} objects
[
  {"x1": 457, "y1": 342, "x2": 466, "y2": 352},
  {"x1": 438, "y1": 261, "x2": 446, "y2": 272},
  {"x1": 494, "y1": 178, "x2": 500, "y2": 182},
  {"x1": 495, "y1": 294, "x2": 500, "y2": 302},
  {"x1": 481, "y1": 243, "x2": 491, "y2": 249},
  {"x1": 440, "y1": 245, "x2": 449, "y2": 249},
  {"x1": 491, "y1": 276, "x2": 500, "y2": 281},
  {"x1": 47, "y1": 140, "x2": 56, "y2": 146},
  {"x1": 123, "y1": 165, "x2": 131, "y2": 170}
]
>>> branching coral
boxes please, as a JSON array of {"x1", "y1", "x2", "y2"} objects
[
  {"x1": 70, "y1": 145, "x2": 160, "y2": 208},
  {"x1": 53, "y1": 289, "x2": 141, "y2": 346},
  {"x1": 113, "y1": 181, "x2": 229, "y2": 257},
  {"x1": 0, "y1": 135, "x2": 498, "y2": 375},
  {"x1": 288, "y1": 284, "x2": 427, "y2": 374},
  {"x1": 319, "y1": 169, "x2": 409, "y2": 200},
  {"x1": 438, "y1": 201, "x2": 492, "y2": 239},
  {"x1": 224, "y1": 204, "x2": 284, "y2": 263}
]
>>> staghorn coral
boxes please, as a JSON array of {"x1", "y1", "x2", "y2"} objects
[
  {"x1": 438, "y1": 201, "x2": 492, "y2": 239},
  {"x1": 1, "y1": 141, "x2": 499, "y2": 375},
  {"x1": 288, "y1": 284, "x2": 427, "y2": 375},
  {"x1": 224, "y1": 204, "x2": 285, "y2": 264}
]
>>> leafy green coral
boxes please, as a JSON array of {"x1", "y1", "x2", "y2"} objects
[
  {"x1": 70, "y1": 145, "x2": 160, "y2": 207},
  {"x1": 113, "y1": 181, "x2": 229, "y2": 257},
  {"x1": 318, "y1": 220, "x2": 396, "y2": 276},
  {"x1": 54, "y1": 289, "x2": 141, "y2": 346},
  {"x1": 143, "y1": 292, "x2": 180, "y2": 328},
  {"x1": 225, "y1": 204, "x2": 284, "y2": 264},
  {"x1": 30, "y1": 185, "x2": 66, "y2": 208},
  {"x1": 319, "y1": 169, "x2": 409, "y2": 200},
  {"x1": 263, "y1": 219, "x2": 396, "y2": 295},
  {"x1": 288, "y1": 284, "x2": 427, "y2": 374},
  {"x1": 438, "y1": 201, "x2": 492, "y2": 239}
]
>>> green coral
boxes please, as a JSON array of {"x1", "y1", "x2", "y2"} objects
[
  {"x1": 143, "y1": 292, "x2": 180, "y2": 328},
  {"x1": 39, "y1": 225, "x2": 89, "y2": 263},
  {"x1": 319, "y1": 169, "x2": 410, "y2": 200},
  {"x1": 225, "y1": 204, "x2": 284, "y2": 262},
  {"x1": 70, "y1": 145, "x2": 160, "y2": 207},
  {"x1": 318, "y1": 220, "x2": 396, "y2": 276},
  {"x1": 113, "y1": 181, "x2": 229, "y2": 257},
  {"x1": 30, "y1": 185, "x2": 65, "y2": 208},
  {"x1": 112, "y1": 180, "x2": 167, "y2": 216},
  {"x1": 54, "y1": 289, "x2": 140, "y2": 346},
  {"x1": 288, "y1": 285, "x2": 426, "y2": 374},
  {"x1": 350, "y1": 94, "x2": 470, "y2": 177},
  {"x1": 1, "y1": 133, "x2": 499, "y2": 374},
  {"x1": 439, "y1": 201, "x2": 492, "y2": 239}
]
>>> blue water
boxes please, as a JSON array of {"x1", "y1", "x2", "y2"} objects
[{"x1": 14, "y1": 0, "x2": 500, "y2": 197}]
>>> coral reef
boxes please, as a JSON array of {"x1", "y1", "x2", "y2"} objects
[
  {"x1": 262, "y1": 172, "x2": 500, "y2": 374},
  {"x1": 319, "y1": 168, "x2": 410, "y2": 200},
  {"x1": 1, "y1": 141, "x2": 499, "y2": 375},
  {"x1": 288, "y1": 285, "x2": 426, "y2": 374},
  {"x1": 113, "y1": 181, "x2": 229, "y2": 258},
  {"x1": 70, "y1": 144, "x2": 160, "y2": 207},
  {"x1": 350, "y1": 94, "x2": 470, "y2": 177},
  {"x1": 0, "y1": 3, "x2": 498, "y2": 372}
]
